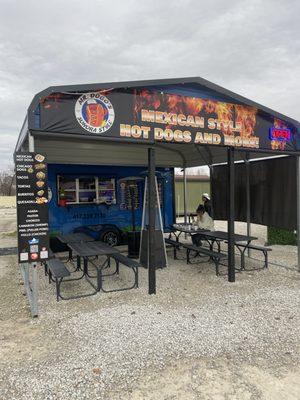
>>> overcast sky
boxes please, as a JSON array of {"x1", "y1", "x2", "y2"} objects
[{"x1": 0, "y1": 0, "x2": 299, "y2": 170}]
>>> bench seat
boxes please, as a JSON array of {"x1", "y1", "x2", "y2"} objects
[
  {"x1": 165, "y1": 238, "x2": 181, "y2": 259},
  {"x1": 47, "y1": 259, "x2": 70, "y2": 278},
  {"x1": 98, "y1": 252, "x2": 140, "y2": 293},
  {"x1": 47, "y1": 258, "x2": 71, "y2": 301},
  {"x1": 111, "y1": 253, "x2": 140, "y2": 269},
  {"x1": 235, "y1": 243, "x2": 272, "y2": 252},
  {"x1": 234, "y1": 242, "x2": 272, "y2": 269},
  {"x1": 181, "y1": 242, "x2": 227, "y2": 275},
  {"x1": 47, "y1": 257, "x2": 99, "y2": 301}
]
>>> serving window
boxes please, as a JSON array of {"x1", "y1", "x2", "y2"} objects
[
  {"x1": 79, "y1": 177, "x2": 96, "y2": 203},
  {"x1": 57, "y1": 175, "x2": 116, "y2": 205},
  {"x1": 98, "y1": 178, "x2": 116, "y2": 204},
  {"x1": 58, "y1": 176, "x2": 77, "y2": 203}
]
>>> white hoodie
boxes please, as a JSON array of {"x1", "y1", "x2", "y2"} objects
[{"x1": 196, "y1": 212, "x2": 215, "y2": 231}]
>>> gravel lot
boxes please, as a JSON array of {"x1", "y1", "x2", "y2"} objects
[
  {"x1": 0, "y1": 204, "x2": 300, "y2": 399},
  {"x1": 1, "y1": 249, "x2": 300, "y2": 399}
]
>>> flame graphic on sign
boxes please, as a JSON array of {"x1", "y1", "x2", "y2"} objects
[
  {"x1": 133, "y1": 89, "x2": 258, "y2": 137},
  {"x1": 235, "y1": 105, "x2": 257, "y2": 138}
]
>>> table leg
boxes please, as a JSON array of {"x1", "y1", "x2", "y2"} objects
[
  {"x1": 97, "y1": 258, "x2": 109, "y2": 291},
  {"x1": 240, "y1": 242, "x2": 251, "y2": 270},
  {"x1": 175, "y1": 231, "x2": 182, "y2": 242},
  {"x1": 83, "y1": 257, "x2": 88, "y2": 275},
  {"x1": 241, "y1": 248, "x2": 246, "y2": 270},
  {"x1": 170, "y1": 231, "x2": 179, "y2": 242},
  {"x1": 97, "y1": 267, "x2": 102, "y2": 292},
  {"x1": 76, "y1": 256, "x2": 81, "y2": 271},
  {"x1": 235, "y1": 243, "x2": 250, "y2": 270},
  {"x1": 235, "y1": 245, "x2": 243, "y2": 270}
]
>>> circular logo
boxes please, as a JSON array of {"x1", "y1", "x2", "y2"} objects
[{"x1": 75, "y1": 92, "x2": 115, "y2": 134}]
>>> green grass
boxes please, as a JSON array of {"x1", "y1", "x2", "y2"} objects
[{"x1": 267, "y1": 226, "x2": 297, "y2": 246}]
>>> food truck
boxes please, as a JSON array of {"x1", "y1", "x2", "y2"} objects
[{"x1": 48, "y1": 163, "x2": 175, "y2": 246}]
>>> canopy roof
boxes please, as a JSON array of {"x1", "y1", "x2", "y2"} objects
[{"x1": 16, "y1": 77, "x2": 300, "y2": 167}]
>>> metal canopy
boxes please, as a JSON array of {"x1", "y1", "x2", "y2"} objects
[
  {"x1": 25, "y1": 76, "x2": 300, "y2": 128},
  {"x1": 15, "y1": 77, "x2": 300, "y2": 302},
  {"x1": 16, "y1": 76, "x2": 300, "y2": 166},
  {"x1": 28, "y1": 133, "x2": 291, "y2": 169}
]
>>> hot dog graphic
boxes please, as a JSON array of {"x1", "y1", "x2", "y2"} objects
[{"x1": 86, "y1": 99, "x2": 107, "y2": 127}]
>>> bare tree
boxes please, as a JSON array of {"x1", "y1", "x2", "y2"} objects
[{"x1": 0, "y1": 166, "x2": 16, "y2": 196}]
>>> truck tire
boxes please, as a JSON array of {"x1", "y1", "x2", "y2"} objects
[{"x1": 99, "y1": 227, "x2": 121, "y2": 246}]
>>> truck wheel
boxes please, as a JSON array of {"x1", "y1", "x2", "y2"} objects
[{"x1": 99, "y1": 227, "x2": 120, "y2": 246}]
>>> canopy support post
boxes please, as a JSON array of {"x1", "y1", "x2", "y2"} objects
[
  {"x1": 19, "y1": 133, "x2": 39, "y2": 317},
  {"x1": 148, "y1": 147, "x2": 156, "y2": 294},
  {"x1": 20, "y1": 263, "x2": 38, "y2": 317},
  {"x1": 209, "y1": 164, "x2": 214, "y2": 218},
  {"x1": 245, "y1": 153, "x2": 251, "y2": 257},
  {"x1": 183, "y1": 167, "x2": 187, "y2": 225},
  {"x1": 297, "y1": 156, "x2": 300, "y2": 272},
  {"x1": 228, "y1": 147, "x2": 235, "y2": 282}
]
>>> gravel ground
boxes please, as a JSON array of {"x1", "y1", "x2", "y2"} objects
[
  {"x1": 0, "y1": 206, "x2": 300, "y2": 399},
  {"x1": 0, "y1": 248, "x2": 299, "y2": 399},
  {"x1": 0, "y1": 196, "x2": 16, "y2": 209}
]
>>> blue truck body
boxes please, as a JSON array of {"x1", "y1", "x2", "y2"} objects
[{"x1": 47, "y1": 163, "x2": 175, "y2": 242}]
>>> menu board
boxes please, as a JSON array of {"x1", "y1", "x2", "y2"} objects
[
  {"x1": 15, "y1": 152, "x2": 49, "y2": 263},
  {"x1": 119, "y1": 181, "x2": 140, "y2": 210}
]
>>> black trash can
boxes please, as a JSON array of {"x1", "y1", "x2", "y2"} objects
[{"x1": 127, "y1": 231, "x2": 141, "y2": 258}]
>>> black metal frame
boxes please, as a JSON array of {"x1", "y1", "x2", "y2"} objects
[
  {"x1": 182, "y1": 244, "x2": 225, "y2": 276},
  {"x1": 15, "y1": 77, "x2": 300, "y2": 294},
  {"x1": 165, "y1": 238, "x2": 181, "y2": 260},
  {"x1": 71, "y1": 251, "x2": 140, "y2": 294},
  {"x1": 171, "y1": 168, "x2": 177, "y2": 227},
  {"x1": 235, "y1": 243, "x2": 271, "y2": 270},
  {"x1": 228, "y1": 147, "x2": 235, "y2": 282},
  {"x1": 95, "y1": 256, "x2": 139, "y2": 293},
  {"x1": 46, "y1": 259, "x2": 98, "y2": 301},
  {"x1": 148, "y1": 147, "x2": 156, "y2": 294}
]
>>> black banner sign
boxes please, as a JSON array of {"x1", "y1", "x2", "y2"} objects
[
  {"x1": 39, "y1": 89, "x2": 299, "y2": 153},
  {"x1": 15, "y1": 152, "x2": 49, "y2": 263}
]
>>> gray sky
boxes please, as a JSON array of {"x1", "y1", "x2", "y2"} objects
[{"x1": 0, "y1": 0, "x2": 299, "y2": 169}]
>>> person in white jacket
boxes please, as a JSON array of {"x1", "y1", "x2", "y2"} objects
[{"x1": 192, "y1": 204, "x2": 214, "y2": 246}]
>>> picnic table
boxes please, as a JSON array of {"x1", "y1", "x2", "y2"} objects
[
  {"x1": 171, "y1": 226, "x2": 258, "y2": 270},
  {"x1": 56, "y1": 232, "x2": 95, "y2": 262},
  {"x1": 67, "y1": 241, "x2": 120, "y2": 291},
  {"x1": 200, "y1": 230, "x2": 258, "y2": 270}
]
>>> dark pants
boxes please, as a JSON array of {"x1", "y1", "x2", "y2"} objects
[{"x1": 192, "y1": 234, "x2": 204, "y2": 247}]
